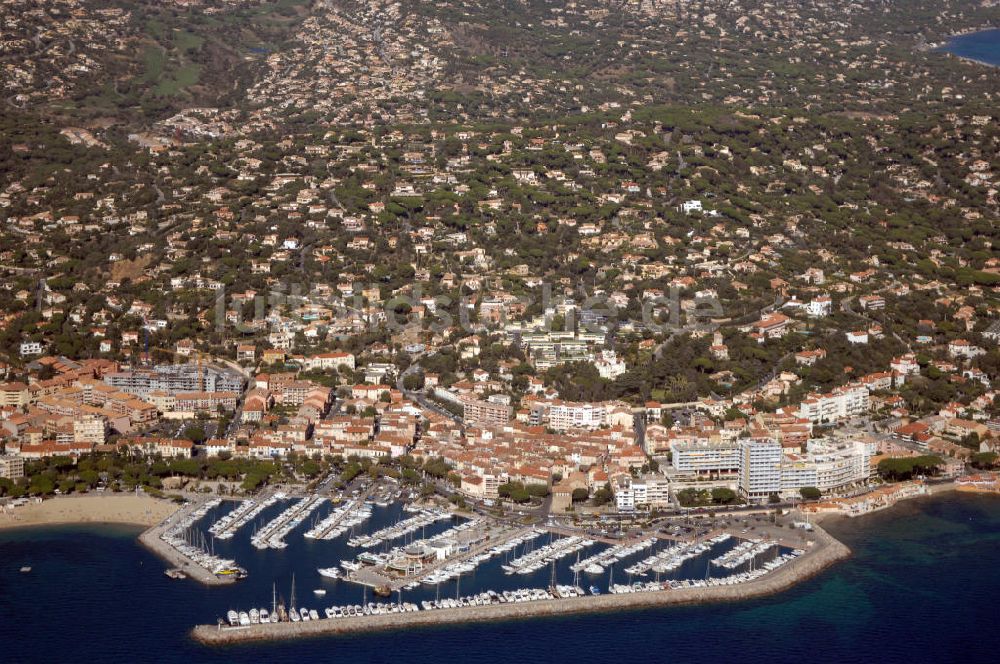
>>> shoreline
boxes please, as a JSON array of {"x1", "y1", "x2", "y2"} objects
[
  {"x1": 927, "y1": 26, "x2": 1000, "y2": 68},
  {"x1": 190, "y1": 525, "x2": 850, "y2": 645},
  {"x1": 0, "y1": 494, "x2": 180, "y2": 532}
]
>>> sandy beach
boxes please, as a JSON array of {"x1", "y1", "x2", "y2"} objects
[{"x1": 0, "y1": 494, "x2": 180, "y2": 531}]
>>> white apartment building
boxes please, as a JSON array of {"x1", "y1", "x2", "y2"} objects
[
  {"x1": 73, "y1": 416, "x2": 108, "y2": 445},
  {"x1": 0, "y1": 455, "x2": 25, "y2": 480},
  {"x1": 741, "y1": 438, "x2": 872, "y2": 499},
  {"x1": 549, "y1": 401, "x2": 608, "y2": 431},
  {"x1": 798, "y1": 385, "x2": 870, "y2": 425},
  {"x1": 670, "y1": 441, "x2": 741, "y2": 475},
  {"x1": 614, "y1": 474, "x2": 672, "y2": 512},
  {"x1": 807, "y1": 439, "x2": 872, "y2": 491},
  {"x1": 19, "y1": 342, "x2": 43, "y2": 357},
  {"x1": 302, "y1": 352, "x2": 355, "y2": 372},
  {"x1": 738, "y1": 438, "x2": 784, "y2": 499},
  {"x1": 807, "y1": 296, "x2": 833, "y2": 318}
]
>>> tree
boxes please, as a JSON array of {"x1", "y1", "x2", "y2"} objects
[
  {"x1": 183, "y1": 424, "x2": 207, "y2": 444},
  {"x1": 711, "y1": 487, "x2": 737, "y2": 504},
  {"x1": 402, "y1": 373, "x2": 424, "y2": 391},
  {"x1": 799, "y1": 486, "x2": 822, "y2": 501},
  {"x1": 593, "y1": 483, "x2": 614, "y2": 506},
  {"x1": 571, "y1": 487, "x2": 589, "y2": 503},
  {"x1": 877, "y1": 455, "x2": 943, "y2": 481},
  {"x1": 970, "y1": 452, "x2": 997, "y2": 469}
]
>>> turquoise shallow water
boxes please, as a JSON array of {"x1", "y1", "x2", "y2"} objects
[
  {"x1": 1, "y1": 493, "x2": 999, "y2": 663},
  {"x1": 940, "y1": 28, "x2": 1000, "y2": 66}
]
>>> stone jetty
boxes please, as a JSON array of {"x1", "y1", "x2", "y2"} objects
[
  {"x1": 191, "y1": 526, "x2": 850, "y2": 644},
  {"x1": 139, "y1": 500, "x2": 236, "y2": 587}
]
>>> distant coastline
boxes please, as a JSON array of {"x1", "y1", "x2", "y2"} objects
[{"x1": 934, "y1": 27, "x2": 1000, "y2": 68}]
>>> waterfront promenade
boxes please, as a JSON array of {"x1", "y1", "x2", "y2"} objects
[{"x1": 191, "y1": 525, "x2": 850, "y2": 644}]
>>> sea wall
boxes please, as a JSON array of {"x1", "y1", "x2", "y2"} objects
[{"x1": 191, "y1": 526, "x2": 850, "y2": 645}]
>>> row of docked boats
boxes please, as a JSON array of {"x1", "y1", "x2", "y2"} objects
[
  {"x1": 421, "y1": 588, "x2": 557, "y2": 609},
  {"x1": 303, "y1": 499, "x2": 372, "y2": 540},
  {"x1": 161, "y1": 499, "x2": 247, "y2": 579},
  {"x1": 226, "y1": 608, "x2": 274, "y2": 626},
  {"x1": 571, "y1": 537, "x2": 657, "y2": 575},
  {"x1": 625, "y1": 538, "x2": 716, "y2": 576},
  {"x1": 251, "y1": 496, "x2": 326, "y2": 550},
  {"x1": 501, "y1": 535, "x2": 595, "y2": 575},
  {"x1": 711, "y1": 540, "x2": 776, "y2": 570},
  {"x1": 347, "y1": 509, "x2": 450, "y2": 549},
  {"x1": 418, "y1": 552, "x2": 488, "y2": 585},
  {"x1": 218, "y1": 548, "x2": 811, "y2": 630},
  {"x1": 208, "y1": 493, "x2": 283, "y2": 540},
  {"x1": 415, "y1": 525, "x2": 540, "y2": 585}
]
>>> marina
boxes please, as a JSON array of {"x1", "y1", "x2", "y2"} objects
[
  {"x1": 191, "y1": 522, "x2": 847, "y2": 645},
  {"x1": 571, "y1": 537, "x2": 657, "y2": 576},
  {"x1": 208, "y1": 494, "x2": 283, "y2": 540},
  {"x1": 347, "y1": 509, "x2": 451, "y2": 549},
  {"x1": 251, "y1": 496, "x2": 327, "y2": 550},
  {"x1": 303, "y1": 499, "x2": 372, "y2": 540},
  {"x1": 146, "y1": 498, "x2": 247, "y2": 583},
  {"x1": 124, "y1": 488, "x2": 848, "y2": 643},
  {"x1": 501, "y1": 535, "x2": 594, "y2": 575},
  {"x1": 711, "y1": 539, "x2": 778, "y2": 569}
]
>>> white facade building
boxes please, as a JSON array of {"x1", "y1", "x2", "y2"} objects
[{"x1": 738, "y1": 438, "x2": 784, "y2": 499}]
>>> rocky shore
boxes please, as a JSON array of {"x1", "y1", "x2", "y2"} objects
[{"x1": 191, "y1": 525, "x2": 850, "y2": 645}]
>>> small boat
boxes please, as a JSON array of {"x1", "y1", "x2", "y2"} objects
[
  {"x1": 309, "y1": 609, "x2": 319, "y2": 621},
  {"x1": 313, "y1": 588, "x2": 327, "y2": 597},
  {"x1": 584, "y1": 564, "x2": 604, "y2": 575},
  {"x1": 226, "y1": 610, "x2": 239, "y2": 626},
  {"x1": 290, "y1": 609, "x2": 301, "y2": 622},
  {"x1": 590, "y1": 586, "x2": 601, "y2": 595},
  {"x1": 260, "y1": 608, "x2": 270, "y2": 623},
  {"x1": 238, "y1": 611, "x2": 250, "y2": 626},
  {"x1": 20, "y1": 566, "x2": 31, "y2": 574},
  {"x1": 299, "y1": 607, "x2": 310, "y2": 621},
  {"x1": 317, "y1": 567, "x2": 340, "y2": 579},
  {"x1": 249, "y1": 608, "x2": 260, "y2": 624}
]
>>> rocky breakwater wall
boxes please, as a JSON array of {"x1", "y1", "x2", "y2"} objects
[{"x1": 191, "y1": 526, "x2": 851, "y2": 645}]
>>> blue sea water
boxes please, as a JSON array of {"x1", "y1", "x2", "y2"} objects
[
  {"x1": 2, "y1": 494, "x2": 999, "y2": 663},
  {"x1": 940, "y1": 28, "x2": 1000, "y2": 66}
]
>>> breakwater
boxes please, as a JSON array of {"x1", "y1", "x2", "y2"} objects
[
  {"x1": 191, "y1": 526, "x2": 850, "y2": 644},
  {"x1": 139, "y1": 500, "x2": 237, "y2": 587}
]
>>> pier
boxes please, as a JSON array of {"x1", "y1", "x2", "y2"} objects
[
  {"x1": 347, "y1": 509, "x2": 451, "y2": 549},
  {"x1": 190, "y1": 525, "x2": 851, "y2": 644},
  {"x1": 208, "y1": 494, "x2": 282, "y2": 540},
  {"x1": 138, "y1": 499, "x2": 238, "y2": 587},
  {"x1": 252, "y1": 495, "x2": 326, "y2": 550},
  {"x1": 304, "y1": 499, "x2": 371, "y2": 540}
]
